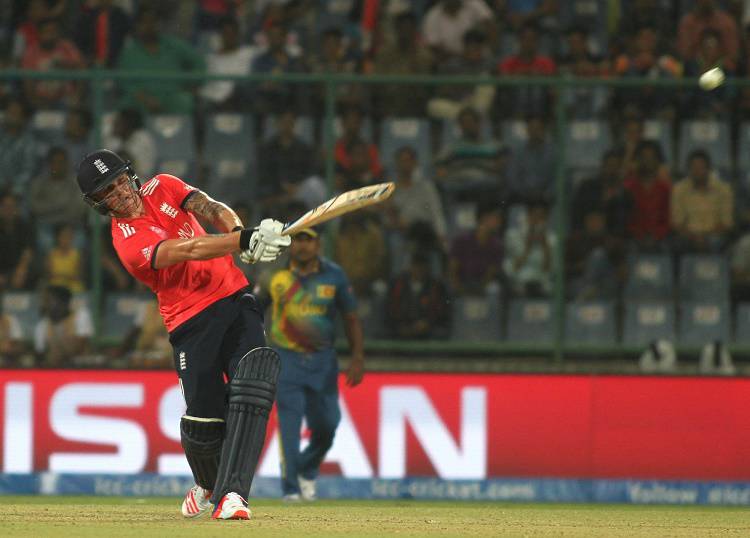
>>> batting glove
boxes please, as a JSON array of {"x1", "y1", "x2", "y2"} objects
[{"x1": 239, "y1": 219, "x2": 291, "y2": 264}]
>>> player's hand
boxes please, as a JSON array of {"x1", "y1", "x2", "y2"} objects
[
  {"x1": 345, "y1": 355, "x2": 365, "y2": 387},
  {"x1": 239, "y1": 219, "x2": 291, "y2": 264}
]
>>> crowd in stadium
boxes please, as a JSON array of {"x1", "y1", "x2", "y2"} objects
[{"x1": 2, "y1": 0, "x2": 750, "y2": 367}]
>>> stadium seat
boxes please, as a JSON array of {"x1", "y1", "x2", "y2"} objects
[
  {"x1": 103, "y1": 293, "x2": 151, "y2": 340},
  {"x1": 678, "y1": 300, "x2": 730, "y2": 346},
  {"x1": 147, "y1": 115, "x2": 196, "y2": 177},
  {"x1": 624, "y1": 253, "x2": 674, "y2": 300},
  {"x1": 357, "y1": 292, "x2": 387, "y2": 340},
  {"x1": 565, "y1": 119, "x2": 611, "y2": 171},
  {"x1": 500, "y1": 120, "x2": 529, "y2": 151},
  {"x1": 678, "y1": 254, "x2": 729, "y2": 302},
  {"x1": 2, "y1": 291, "x2": 39, "y2": 341},
  {"x1": 262, "y1": 115, "x2": 314, "y2": 145},
  {"x1": 678, "y1": 120, "x2": 731, "y2": 174},
  {"x1": 506, "y1": 299, "x2": 553, "y2": 343},
  {"x1": 204, "y1": 114, "x2": 256, "y2": 202},
  {"x1": 379, "y1": 117, "x2": 432, "y2": 173},
  {"x1": 451, "y1": 294, "x2": 502, "y2": 341},
  {"x1": 737, "y1": 123, "x2": 750, "y2": 174},
  {"x1": 32, "y1": 110, "x2": 66, "y2": 143},
  {"x1": 565, "y1": 301, "x2": 616, "y2": 345},
  {"x1": 622, "y1": 301, "x2": 676, "y2": 346}
]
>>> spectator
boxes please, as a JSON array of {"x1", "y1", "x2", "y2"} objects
[
  {"x1": 570, "y1": 149, "x2": 633, "y2": 236},
  {"x1": 611, "y1": 25, "x2": 682, "y2": 119},
  {"x1": 118, "y1": 7, "x2": 205, "y2": 115},
  {"x1": 678, "y1": 0, "x2": 739, "y2": 70},
  {"x1": 503, "y1": 197, "x2": 556, "y2": 297},
  {"x1": 449, "y1": 201, "x2": 504, "y2": 295},
  {"x1": 386, "y1": 146, "x2": 448, "y2": 245},
  {"x1": 250, "y1": 21, "x2": 306, "y2": 116},
  {"x1": 427, "y1": 29, "x2": 495, "y2": 121},
  {"x1": 617, "y1": 0, "x2": 675, "y2": 46},
  {"x1": 29, "y1": 146, "x2": 87, "y2": 241},
  {"x1": 682, "y1": 29, "x2": 734, "y2": 118},
  {"x1": 335, "y1": 139, "x2": 383, "y2": 191},
  {"x1": 62, "y1": 107, "x2": 93, "y2": 172},
  {"x1": 387, "y1": 251, "x2": 451, "y2": 339},
  {"x1": 258, "y1": 110, "x2": 322, "y2": 215},
  {"x1": 372, "y1": 11, "x2": 433, "y2": 117},
  {"x1": 497, "y1": 22, "x2": 556, "y2": 118},
  {"x1": 21, "y1": 17, "x2": 86, "y2": 108},
  {"x1": 45, "y1": 223, "x2": 84, "y2": 293},
  {"x1": 566, "y1": 208, "x2": 624, "y2": 301},
  {"x1": 0, "y1": 191, "x2": 35, "y2": 290},
  {"x1": 434, "y1": 106, "x2": 507, "y2": 200},
  {"x1": 334, "y1": 105, "x2": 383, "y2": 178},
  {"x1": 98, "y1": 223, "x2": 133, "y2": 291},
  {"x1": 508, "y1": 115, "x2": 555, "y2": 202},
  {"x1": 0, "y1": 292, "x2": 25, "y2": 365},
  {"x1": 623, "y1": 140, "x2": 672, "y2": 248},
  {"x1": 615, "y1": 116, "x2": 671, "y2": 182},
  {"x1": 307, "y1": 26, "x2": 367, "y2": 111},
  {"x1": 496, "y1": 0, "x2": 559, "y2": 31},
  {"x1": 334, "y1": 213, "x2": 388, "y2": 296},
  {"x1": 671, "y1": 150, "x2": 733, "y2": 253},
  {"x1": 0, "y1": 98, "x2": 40, "y2": 196},
  {"x1": 73, "y1": 0, "x2": 132, "y2": 67},
  {"x1": 11, "y1": 0, "x2": 67, "y2": 64},
  {"x1": 125, "y1": 299, "x2": 172, "y2": 368},
  {"x1": 199, "y1": 15, "x2": 257, "y2": 111},
  {"x1": 557, "y1": 25, "x2": 607, "y2": 118},
  {"x1": 730, "y1": 232, "x2": 750, "y2": 302},
  {"x1": 103, "y1": 108, "x2": 157, "y2": 180},
  {"x1": 34, "y1": 285, "x2": 93, "y2": 366},
  {"x1": 422, "y1": 0, "x2": 495, "y2": 59}
]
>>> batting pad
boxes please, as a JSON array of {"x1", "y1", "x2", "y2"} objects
[
  {"x1": 180, "y1": 416, "x2": 224, "y2": 490},
  {"x1": 211, "y1": 347, "x2": 280, "y2": 503}
]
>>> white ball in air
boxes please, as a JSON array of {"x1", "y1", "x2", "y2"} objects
[{"x1": 699, "y1": 67, "x2": 725, "y2": 90}]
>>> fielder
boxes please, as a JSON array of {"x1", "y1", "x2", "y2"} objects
[
  {"x1": 266, "y1": 228, "x2": 364, "y2": 501},
  {"x1": 76, "y1": 149, "x2": 290, "y2": 520}
]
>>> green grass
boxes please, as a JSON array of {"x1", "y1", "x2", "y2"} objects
[{"x1": 2, "y1": 497, "x2": 749, "y2": 537}]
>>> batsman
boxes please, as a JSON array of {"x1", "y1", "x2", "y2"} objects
[{"x1": 76, "y1": 149, "x2": 291, "y2": 520}]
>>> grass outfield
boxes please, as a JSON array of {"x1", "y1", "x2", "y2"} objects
[{"x1": 2, "y1": 497, "x2": 749, "y2": 537}]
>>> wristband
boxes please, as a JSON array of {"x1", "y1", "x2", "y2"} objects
[{"x1": 239, "y1": 228, "x2": 252, "y2": 250}]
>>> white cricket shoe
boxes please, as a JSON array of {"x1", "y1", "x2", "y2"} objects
[
  {"x1": 282, "y1": 493, "x2": 301, "y2": 502},
  {"x1": 212, "y1": 492, "x2": 251, "y2": 520},
  {"x1": 181, "y1": 485, "x2": 212, "y2": 518},
  {"x1": 298, "y1": 475, "x2": 317, "y2": 501}
]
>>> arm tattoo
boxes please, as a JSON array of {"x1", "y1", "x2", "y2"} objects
[{"x1": 184, "y1": 191, "x2": 227, "y2": 222}]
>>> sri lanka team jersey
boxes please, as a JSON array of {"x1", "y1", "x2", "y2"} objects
[
  {"x1": 269, "y1": 259, "x2": 356, "y2": 353},
  {"x1": 111, "y1": 174, "x2": 248, "y2": 332}
]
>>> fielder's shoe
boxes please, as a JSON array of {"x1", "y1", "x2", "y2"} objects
[
  {"x1": 212, "y1": 492, "x2": 251, "y2": 520},
  {"x1": 282, "y1": 493, "x2": 301, "y2": 503},
  {"x1": 298, "y1": 475, "x2": 317, "y2": 501},
  {"x1": 181, "y1": 485, "x2": 212, "y2": 518}
]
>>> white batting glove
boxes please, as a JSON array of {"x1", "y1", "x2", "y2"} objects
[{"x1": 239, "y1": 219, "x2": 291, "y2": 264}]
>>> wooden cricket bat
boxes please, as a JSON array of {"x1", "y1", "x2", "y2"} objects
[{"x1": 281, "y1": 182, "x2": 395, "y2": 236}]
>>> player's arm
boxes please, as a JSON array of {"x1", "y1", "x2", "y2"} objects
[
  {"x1": 152, "y1": 219, "x2": 290, "y2": 269},
  {"x1": 183, "y1": 190, "x2": 243, "y2": 233},
  {"x1": 343, "y1": 312, "x2": 365, "y2": 387}
]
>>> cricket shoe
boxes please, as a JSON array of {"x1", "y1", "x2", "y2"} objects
[
  {"x1": 298, "y1": 475, "x2": 317, "y2": 501},
  {"x1": 212, "y1": 492, "x2": 251, "y2": 520},
  {"x1": 181, "y1": 485, "x2": 212, "y2": 518}
]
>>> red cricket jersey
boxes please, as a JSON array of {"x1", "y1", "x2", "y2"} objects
[{"x1": 111, "y1": 174, "x2": 248, "y2": 332}]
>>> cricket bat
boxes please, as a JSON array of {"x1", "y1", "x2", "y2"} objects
[{"x1": 281, "y1": 182, "x2": 395, "y2": 236}]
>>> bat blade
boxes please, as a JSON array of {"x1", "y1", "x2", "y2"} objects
[{"x1": 282, "y1": 182, "x2": 395, "y2": 236}]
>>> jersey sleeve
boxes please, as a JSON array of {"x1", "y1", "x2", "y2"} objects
[
  {"x1": 335, "y1": 268, "x2": 357, "y2": 315},
  {"x1": 152, "y1": 173, "x2": 199, "y2": 209},
  {"x1": 114, "y1": 223, "x2": 169, "y2": 273}
]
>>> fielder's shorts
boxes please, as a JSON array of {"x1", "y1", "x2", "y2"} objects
[{"x1": 168, "y1": 287, "x2": 266, "y2": 418}]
